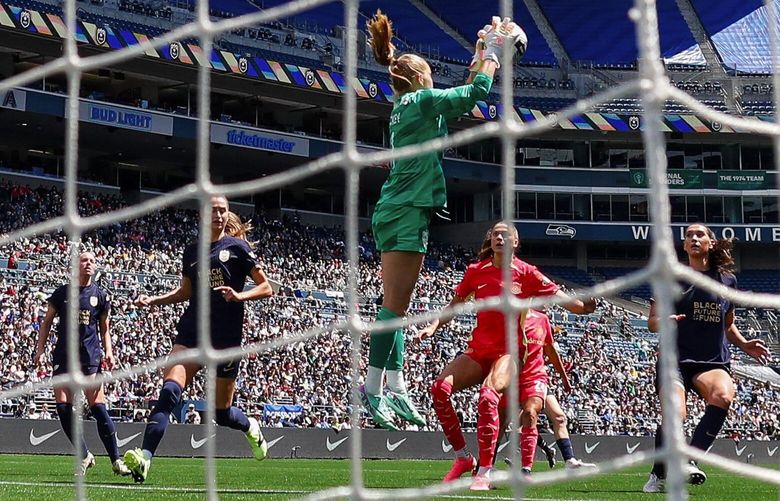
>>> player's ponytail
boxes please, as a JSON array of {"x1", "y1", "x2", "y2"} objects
[
  {"x1": 710, "y1": 237, "x2": 735, "y2": 275},
  {"x1": 225, "y1": 211, "x2": 256, "y2": 248},
  {"x1": 367, "y1": 10, "x2": 427, "y2": 95}
]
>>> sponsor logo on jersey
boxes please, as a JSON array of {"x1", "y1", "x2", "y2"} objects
[
  {"x1": 218, "y1": 250, "x2": 230, "y2": 262},
  {"x1": 584, "y1": 441, "x2": 600, "y2": 454},
  {"x1": 29, "y1": 429, "x2": 60, "y2": 446},
  {"x1": 386, "y1": 438, "x2": 406, "y2": 452},
  {"x1": 90, "y1": 296, "x2": 98, "y2": 307},
  {"x1": 190, "y1": 433, "x2": 216, "y2": 449},
  {"x1": 116, "y1": 432, "x2": 142, "y2": 447},
  {"x1": 326, "y1": 436, "x2": 348, "y2": 451}
]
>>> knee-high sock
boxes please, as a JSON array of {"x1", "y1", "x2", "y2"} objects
[
  {"x1": 556, "y1": 438, "x2": 575, "y2": 461},
  {"x1": 368, "y1": 308, "x2": 402, "y2": 378},
  {"x1": 521, "y1": 426, "x2": 539, "y2": 469},
  {"x1": 385, "y1": 327, "x2": 405, "y2": 372},
  {"x1": 431, "y1": 379, "x2": 466, "y2": 453},
  {"x1": 56, "y1": 403, "x2": 89, "y2": 458},
  {"x1": 690, "y1": 405, "x2": 728, "y2": 452},
  {"x1": 91, "y1": 403, "x2": 120, "y2": 462},
  {"x1": 651, "y1": 425, "x2": 665, "y2": 477},
  {"x1": 141, "y1": 380, "x2": 182, "y2": 456},
  {"x1": 477, "y1": 387, "x2": 501, "y2": 469},
  {"x1": 215, "y1": 407, "x2": 251, "y2": 433}
]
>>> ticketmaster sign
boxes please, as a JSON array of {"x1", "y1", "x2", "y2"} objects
[{"x1": 211, "y1": 124, "x2": 310, "y2": 157}]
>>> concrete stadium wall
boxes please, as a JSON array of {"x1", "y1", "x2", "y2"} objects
[{"x1": 6, "y1": 420, "x2": 779, "y2": 463}]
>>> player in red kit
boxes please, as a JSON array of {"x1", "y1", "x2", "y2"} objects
[{"x1": 419, "y1": 222, "x2": 596, "y2": 490}]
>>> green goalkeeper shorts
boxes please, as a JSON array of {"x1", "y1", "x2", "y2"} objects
[{"x1": 372, "y1": 203, "x2": 432, "y2": 253}]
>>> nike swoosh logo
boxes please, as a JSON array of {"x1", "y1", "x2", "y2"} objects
[
  {"x1": 477, "y1": 284, "x2": 487, "y2": 289},
  {"x1": 497, "y1": 441, "x2": 510, "y2": 453},
  {"x1": 116, "y1": 432, "x2": 142, "y2": 448},
  {"x1": 584, "y1": 442, "x2": 600, "y2": 454},
  {"x1": 386, "y1": 438, "x2": 406, "y2": 452},
  {"x1": 29, "y1": 429, "x2": 60, "y2": 446},
  {"x1": 735, "y1": 444, "x2": 747, "y2": 457},
  {"x1": 768, "y1": 446, "x2": 778, "y2": 457},
  {"x1": 326, "y1": 436, "x2": 348, "y2": 451},
  {"x1": 190, "y1": 433, "x2": 216, "y2": 449},
  {"x1": 626, "y1": 442, "x2": 640, "y2": 454},
  {"x1": 441, "y1": 440, "x2": 453, "y2": 453},
  {"x1": 266, "y1": 436, "x2": 284, "y2": 449}
]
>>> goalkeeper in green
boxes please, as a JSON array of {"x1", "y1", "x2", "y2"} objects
[{"x1": 360, "y1": 10, "x2": 527, "y2": 430}]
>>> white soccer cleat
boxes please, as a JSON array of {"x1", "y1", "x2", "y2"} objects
[
  {"x1": 77, "y1": 451, "x2": 95, "y2": 476},
  {"x1": 112, "y1": 458, "x2": 132, "y2": 476},
  {"x1": 123, "y1": 448, "x2": 151, "y2": 483},
  {"x1": 565, "y1": 457, "x2": 596, "y2": 469},
  {"x1": 643, "y1": 472, "x2": 665, "y2": 493},
  {"x1": 686, "y1": 461, "x2": 707, "y2": 485},
  {"x1": 246, "y1": 417, "x2": 268, "y2": 461}
]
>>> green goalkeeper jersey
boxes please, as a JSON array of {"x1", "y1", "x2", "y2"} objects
[{"x1": 377, "y1": 73, "x2": 493, "y2": 208}]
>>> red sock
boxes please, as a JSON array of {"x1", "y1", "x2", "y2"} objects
[
  {"x1": 521, "y1": 426, "x2": 538, "y2": 469},
  {"x1": 431, "y1": 379, "x2": 466, "y2": 452},
  {"x1": 477, "y1": 387, "x2": 501, "y2": 468}
]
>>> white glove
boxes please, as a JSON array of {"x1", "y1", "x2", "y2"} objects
[{"x1": 476, "y1": 16, "x2": 528, "y2": 69}]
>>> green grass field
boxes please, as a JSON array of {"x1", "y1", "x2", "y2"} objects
[{"x1": 0, "y1": 455, "x2": 777, "y2": 500}]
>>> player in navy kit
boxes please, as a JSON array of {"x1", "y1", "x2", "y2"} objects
[
  {"x1": 34, "y1": 251, "x2": 131, "y2": 476},
  {"x1": 643, "y1": 223, "x2": 771, "y2": 493},
  {"x1": 124, "y1": 196, "x2": 273, "y2": 483}
]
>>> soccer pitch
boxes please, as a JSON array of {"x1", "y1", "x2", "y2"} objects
[{"x1": 0, "y1": 455, "x2": 778, "y2": 500}]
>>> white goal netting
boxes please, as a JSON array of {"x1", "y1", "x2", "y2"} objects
[{"x1": 0, "y1": 0, "x2": 779, "y2": 500}]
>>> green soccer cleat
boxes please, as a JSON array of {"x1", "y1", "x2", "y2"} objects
[
  {"x1": 246, "y1": 417, "x2": 268, "y2": 461},
  {"x1": 359, "y1": 385, "x2": 399, "y2": 431},
  {"x1": 123, "y1": 448, "x2": 150, "y2": 483},
  {"x1": 384, "y1": 390, "x2": 427, "y2": 427}
]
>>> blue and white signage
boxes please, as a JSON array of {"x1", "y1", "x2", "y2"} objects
[
  {"x1": 211, "y1": 123, "x2": 310, "y2": 157},
  {"x1": 517, "y1": 221, "x2": 780, "y2": 242},
  {"x1": 79, "y1": 102, "x2": 173, "y2": 135},
  {"x1": 1, "y1": 89, "x2": 26, "y2": 111}
]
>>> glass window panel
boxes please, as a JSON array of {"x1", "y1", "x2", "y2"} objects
[
  {"x1": 609, "y1": 149, "x2": 628, "y2": 169},
  {"x1": 612, "y1": 195, "x2": 629, "y2": 221},
  {"x1": 516, "y1": 193, "x2": 536, "y2": 219},
  {"x1": 684, "y1": 144, "x2": 703, "y2": 169},
  {"x1": 670, "y1": 196, "x2": 686, "y2": 222},
  {"x1": 702, "y1": 145, "x2": 722, "y2": 170},
  {"x1": 593, "y1": 195, "x2": 611, "y2": 221},
  {"x1": 762, "y1": 196, "x2": 778, "y2": 223},
  {"x1": 724, "y1": 197, "x2": 741, "y2": 223},
  {"x1": 524, "y1": 147, "x2": 541, "y2": 166},
  {"x1": 555, "y1": 193, "x2": 573, "y2": 220},
  {"x1": 627, "y1": 150, "x2": 646, "y2": 168},
  {"x1": 687, "y1": 196, "x2": 704, "y2": 222},
  {"x1": 743, "y1": 196, "x2": 762, "y2": 223},
  {"x1": 667, "y1": 147, "x2": 684, "y2": 169},
  {"x1": 591, "y1": 142, "x2": 609, "y2": 168},
  {"x1": 537, "y1": 193, "x2": 555, "y2": 219},
  {"x1": 630, "y1": 194, "x2": 648, "y2": 221},
  {"x1": 705, "y1": 196, "x2": 724, "y2": 223},
  {"x1": 573, "y1": 194, "x2": 591, "y2": 220},
  {"x1": 742, "y1": 147, "x2": 761, "y2": 169}
]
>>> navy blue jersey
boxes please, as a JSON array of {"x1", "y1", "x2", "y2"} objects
[
  {"x1": 674, "y1": 269, "x2": 736, "y2": 364},
  {"x1": 48, "y1": 283, "x2": 110, "y2": 368},
  {"x1": 177, "y1": 236, "x2": 259, "y2": 348}
]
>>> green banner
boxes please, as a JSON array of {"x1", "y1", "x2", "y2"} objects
[
  {"x1": 717, "y1": 170, "x2": 769, "y2": 190},
  {"x1": 629, "y1": 169, "x2": 702, "y2": 189}
]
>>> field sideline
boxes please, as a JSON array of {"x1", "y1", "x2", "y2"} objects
[{"x1": 0, "y1": 454, "x2": 778, "y2": 500}]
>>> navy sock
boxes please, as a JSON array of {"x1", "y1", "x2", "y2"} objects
[
  {"x1": 556, "y1": 438, "x2": 574, "y2": 461},
  {"x1": 690, "y1": 405, "x2": 728, "y2": 452},
  {"x1": 651, "y1": 425, "x2": 665, "y2": 478},
  {"x1": 56, "y1": 403, "x2": 89, "y2": 458},
  {"x1": 141, "y1": 380, "x2": 182, "y2": 455},
  {"x1": 91, "y1": 403, "x2": 120, "y2": 462},
  {"x1": 215, "y1": 407, "x2": 251, "y2": 433}
]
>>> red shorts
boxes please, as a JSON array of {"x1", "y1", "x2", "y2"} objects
[
  {"x1": 463, "y1": 348, "x2": 505, "y2": 378},
  {"x1": 520, "y1": 378, "x2": 548, "y2": 403}
]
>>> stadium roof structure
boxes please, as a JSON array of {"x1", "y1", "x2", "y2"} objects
[{"x1": 249, "y1": 0, "x2": 773, "y2": 72}]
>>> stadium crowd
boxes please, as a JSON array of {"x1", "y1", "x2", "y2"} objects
[{"x1": 0, "y1": 181, "x2": 778, "y2": 440}]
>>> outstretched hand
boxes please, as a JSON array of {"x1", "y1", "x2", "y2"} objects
[{"x1": 742, "y1": 339, "x2": 771, "y2": 365}]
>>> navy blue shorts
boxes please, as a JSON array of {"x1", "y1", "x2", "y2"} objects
[
  {"x1": 655, "y1": 361, "x2": 731, "y2": 397},
  {"x1": 174, "y1": 332, "x2": 242, "y2": 380},
  {"x1": 52, "y1": 362, "x2": 101, "y2": 377}
]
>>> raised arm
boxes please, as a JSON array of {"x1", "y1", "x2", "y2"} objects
[{"x1": 555, "y1": 289, "x2": 597, "y2": 315}]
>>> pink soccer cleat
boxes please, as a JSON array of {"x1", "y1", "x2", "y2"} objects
[
  {"x1": 470, "y1": 473, "x2": 493, "y2": 491},
  {"x1": 443, "y1": 454, "x2": 476, "y2": 483}
]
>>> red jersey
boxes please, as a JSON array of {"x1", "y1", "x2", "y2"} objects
[
  {"x1": 519, "y1": 309, "x2": 554, "y2": 383},
  {"x1": 454, "y1": 257, "x2": 558, "y2": 357}
]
